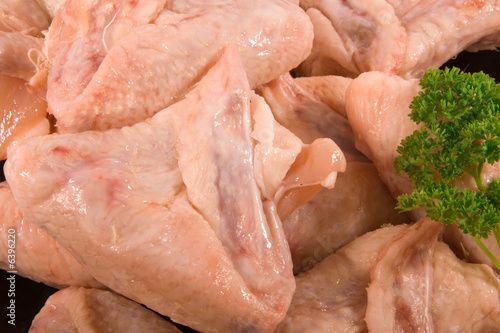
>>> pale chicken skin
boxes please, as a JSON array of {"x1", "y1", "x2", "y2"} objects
[
  {"x1": 298, "y1": 0, "x2": 405, "y2": 78},
  {"x1": 276, "y1": 224, "x2": 410, "y2": 332},
  {"x1": 283, "y1": 163, "x2": 408, "y2": 273},
  {"x1": 0, "y1": 182, "x2": 103, "y2": 288},
  {"x1": 258, "y1": 73, "x2": 407, "y2": 272},
  {"x1": 297, "y1": 0, "x2": 500, "y2": 78},
  {"x1": 0, "y1": 9, "x2": 51, "y2": 160},
  {"x1": 0, "y1": 0, "x2": 51, "y2": 36},
  {"x1": 1, "y1": 1, "x2": 498, "y2": 331},
  {"x1": 431, "y1": 242, "x2": 500, "y2": 331},
  {"x1": 0, "y1": 31, "x2": 44, "y2": 81},
  {"x1": 345, "y1": 71, "x2": 421, "y2": 204},
  {"x1": 43, "y1": 0, "x2": 313, "y2": 132},
  {"x1": 365, "y1": 218, "x2": 442, "y2": 332},
  {"x1": 279, "y1": 219, "x2": 500, "y2": 332},
  {"x1": 0, "y1": 75, "x2": 49, "y2": 160},
  {"x1": 345, "y1": 70, "x2": 500, "y2": 270},
  {"x1": 5, "y1": 47, "x2": 345, "y2": 332},
  {"x1": 293, "y1": 75, "x2": 352, "y2": 118},
  {"x1": 366, "y1": 218, "x2": 500, "y2": 331},
  {"x1": 394, "y1": 0, "x2": 500, "y2": 78},
  {"x1": 30, "y1": 287, "x2": 182, "y2": 333},
  {"x1": 37, "y1": 0, "x2": 65, "y2": 19}
]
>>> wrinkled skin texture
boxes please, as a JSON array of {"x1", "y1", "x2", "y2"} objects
[
  {"x1": 259, "y1": 73, "x2": 407, "y2": 272},
  {"x1": 297, "y1": 0, "x2": 500, "y2": 78},
  {"x1": 366, "y1": 218, "x2": 500, "y2": 331},
  {"x1": 279, "y1": 219, "x2": 500, "y2": 332},
  {"x1": 276, "y1": 224, "x2": 410, "y2": 332},
  {"x1": 0, "y1": 182, "x2": 103, "y2": 288},
  {"x1": 298, "y1": 0, "x2": 406, "y2": 77},
  {"x1": 365, "y1": 218, "x2": 442, "y2": 332},
  {"x1": 30, "y1": 287, "x2": 181, "y2": 333},
  {"x1": 43, "y1": 0, "x2": 313, "y2": 132},
  {"x1": 431, "y1": 242, "x2": 500, "y2": 331},
  {"x1": 0, "y1": 0, "x2": 51, "y2": 36},
  {"x1": 6, "y1": 48, "x2": 344, "y2": 332},
  {"x1": 393, "y1": 0, "x2": 500, "y2": 78}
]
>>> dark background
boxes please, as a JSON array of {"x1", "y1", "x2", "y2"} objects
[
  {"x1": 444, "y1": 49, "x2": 500, "y2": 82},
  {"x1": 0, "y1": 49, "x2": 498, "y2": 332}
]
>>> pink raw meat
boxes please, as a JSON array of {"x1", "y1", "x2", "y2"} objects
[
  {"x1": 5, "y1": 47, "x2": 344, "y2": 332},
  {"x1": 44, "y1": 0, "x2": 313, "y2": 132}
]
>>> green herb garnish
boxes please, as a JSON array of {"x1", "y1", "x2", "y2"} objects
[{"x1": 394, "y1": 67, "x2": 500, "y2": 269}]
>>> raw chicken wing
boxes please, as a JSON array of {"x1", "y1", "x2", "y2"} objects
[
  {"x1": 345, "y1": 71, "x2": 420, "y2": 201},
  {"x1": 0, "y1": 75, "x2": 49, "y2": 160},
  {"x1": 275, "y1": 223, "x2": 410, "y2": 332},
  {"x1": 297, "y1": 0, "x2": 500, "y2": 78},
  {"x1": 44, "y1": 0, "x2": 313, "y2": 132},
  {"x1": 30, "y1": 287, "x2": 181, "y2": 332},
  {"x1": 298, "y1": 0, "x2": 405, "y2": 78},
  {"x1": 0, "y1": 182, "x2": 103, "y2": 288},
  {"x1": 5, "y1": 47, "x2": 344, "y2": 332},
  {"x1": 365, "y1": 218, "x2": 500, "y2": 331},
  {"x1": 259, "y1": 73, "x2": 407, "y2": 272},
  {"x1": 365, "y1": 218, "x2": 442, "y2": 331},
  {"x1": 0, "y1": 0, "x2": 50, "y2": 36}
]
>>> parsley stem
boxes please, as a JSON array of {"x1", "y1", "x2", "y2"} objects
[
  {"x1": 473, "y1": 162, "x2": 485, "y2": 191},
  {"x1": 473, "y1": 236, "x2": 500, "y2": 271},
  {"x1": 463, "y1": 162, "x2": 484, "y2": 190},
  {"x1": 494, "y1": 225, "x2": 500, "y2": 256}
]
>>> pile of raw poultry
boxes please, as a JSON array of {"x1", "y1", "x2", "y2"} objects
[{"x1": 1, "y1": 0, "x2": 500, "y2": 332}]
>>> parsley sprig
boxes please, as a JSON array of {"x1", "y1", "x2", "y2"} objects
[{"x1": 394, "y1": 67, "x2": 500, "y2": 269}]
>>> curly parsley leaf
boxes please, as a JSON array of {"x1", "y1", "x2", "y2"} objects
[{"x1": 394, "y1": 67, "x2": 500, "y2": 268}]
